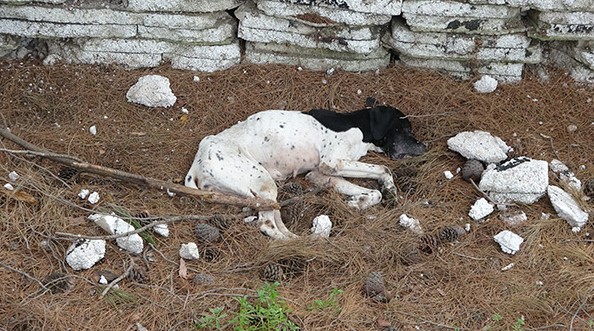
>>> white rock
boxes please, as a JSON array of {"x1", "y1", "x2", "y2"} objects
[
  {"x1": 501, "y1": 262, "x2": 515, "y2": 271},
  {"x1": 153, "y1": 223, "x2": 169, "y2": 237},
  {"x1": 78, "y1": 189, "x2": 90, "y2": 199},
  {"x1": 89, "y1": 125, "x2": 97, "y2": 135},
  {"x1": 8, "y1": 171, "x2": 19, "y2": 182},
  {"x1": 98, "y1": 275, "x2": 108, "y2": 285},
  {"x1": 89, "y1": 213, "x2": 144, "y2": 254},
  {"x1": 447, "y1": 130, "x2": 511, "y2": 163},
  {"x1": 66, "y1": 239, "x2": 106, "y2": 270},
  {"x1": 179, "y1": 242, "x2": 200, "y2": 260},
  {"x1": 443, "y1": 170, "x2": 454, "y2": 179},
  {"x1": 499, "y1": 210, "x2": 528, "y2": 226},
  {"x1": 193, "y1": 75, "x2": 200, "y2": 82},
  {"x1": 468, "y1": 198, "x2": 495, "y2": 221},
  {"x1": 399, "y1": 214, "x2": 424, "y2": 235},
  {"x1": 547, "y1": 185, "x2": 589, "y2": 230},
  {"x1": 479, "y1": 157, "x2": 549, "y2": 204},
  {"x1": 493, "y1": 230, "x2": 524, "y2": 255},
  {"x1": 311, "y1": 215, "x2": 332, "y2": 238},
  {"x1": 474, "y1": 75, "x2": 498, "y2": 93},
  {"x1": 87, "y1": 191, "x2": 100, "y2": 204},
  {"x1": 3, "y1": 183, "x2": 14, "y2": 191},
  {"x1": 126, "y1": 75, "x2": 177, "y2": 108}
]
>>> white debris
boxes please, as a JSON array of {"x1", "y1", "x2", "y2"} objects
[
  {"x1": 167, "y1": 189, "x2": 175, "y2": 197},
  {"x1": 87, "y1": 191, "x2": 100, "y2": 204},
  {"x1": 65, "y1": 239, "x2": 106, "y2": 270},
  {"x1": 443, "y1": 170, "x2": 454, "y2": 179},
  {"x1": 311, "y1": 214, "x2": 332, "y2": 238},
  {"x1": 499, "y1": 210, "x2": 528, "y2": 227},
  {"x1": 99, "y1": 275, "x2": 108, "y2": 285},
  {"x1": 89, "y1": 213, "x2": 144, "y2": 254},
  {"x1": 193, "y1": 76, "x2": 200, "y2": 82},
  {"x1": 3, "y1": 183, "x2": 14, "y2": 191},
  {"x1": 465, "y1": 223, "x2": 471, "y2": 232},
  {"x1": 549, "y1": 159, "x2": 581, "y2": 191},
  {"x1": 473, "y1": 75, "x2": 498, "y2": 93},
  {"x1": 501, "y1": 263, "x2": 515, "y2": 271},
  {"x1": 181, "y1": 107, "x2": 189, "y2": 114},
  {"x1": 126, "y1": 75, "x2": 177, "y2": 108},
  {"x1": 399, "y1": 214, "x2": 424, "y2": 235},
  {"x1": 566, "y1": 124, "x2": 578, "y2": 132},
  {"x1": 179, "y1": 242, "x2": 200, "y2": 260},
  {"x1": 244, "y1": 215, "x2": 258, "y2": 224},
  {"x1": 547, "y1": 185, "x2": 589, "y2": 230},
  {"x1": 326, "y1": 67, "x2": 335, "y2": 76},
  {"x1": 78, "y1": 189, "x2": 90, "y2": 199},
  {"x1": 479, "y1": 157, "x2": 549, "y2": 204},
  {"x1": 8, "y1": 171, "x2": 19, "y2": 182},
  {"x1": 493, "y1": 230, "x2": 524, "y2": 255},
  {"x1": 153, "y1": 223, "x2": 170, "y2": 237},
  {"x1": 468, "y1": 198, "x2": 494, "y2": 221},
  {"x1": 89, "y1": 125, "x2": 97, "y2": 136},
  {"x1": 447, "y1": 130, "x2": 511, "y2": 163}
]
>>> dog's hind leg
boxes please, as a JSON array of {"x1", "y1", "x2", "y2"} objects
[{"x1": 257, "y1": 210, "x2": 298, "y2": 240}]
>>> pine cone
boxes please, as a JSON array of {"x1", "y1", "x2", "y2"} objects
[
  {"x1": 419, "y1": 233, "x2": 440, "y2": 254},
  {"x1": 42, "y1": 272, "x2": 74, "y2": 294},
  {"x1": 281, "y1": 201, "x2": 305, "y2": 225},
  {"x1": 584, "y1": 179, "x2": 594, "y2": 198},
  {"x1": 280, "y1": 181, "x2": 304, "y2": 197},
  {"x1": 202, "y1": 247, "x2": 222, "y2": 262},
  {"x1": 261, "y1": 263, "x2": 285, "y2": 282},
  {"x1": 401, "y1": 244, "x2": 422, "y2": 265},
  {"x1": 460, "y1": 159, "x2": 484, "y2": 182},
  {"x1": 128, "y1": 264, "x2": 149, "y2": 283},
  {"x1": 57, "y1": 167, "x2": 80, "y2": 182},
  {"x1": 438, "y1": 226, "x2": 466, "y2": 243},
  {"x1": 194, "y1": 223, "x2": 221, "y2": 244},
  {"x1": 209, "y1": 214, "x2": 232, "y2": 231},
  {"x1": 278, "y1": 257, "x2": 306, "y2": 278},
  {"x1": 193, "y1": 273, "x2": 215, "y2": 285},
  {"x1": 133, "y1": 210, "x2": 152, "y2": 226},
  {"x1": 363, "y1": 272, "x2": 385, "y2": 298}
]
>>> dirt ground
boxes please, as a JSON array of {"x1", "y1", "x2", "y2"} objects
[{"x1": 0, "y1": 59, "x2": 593, "y2": 331}]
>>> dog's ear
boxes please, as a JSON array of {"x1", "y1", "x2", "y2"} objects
[{"x1": 369, "y1": 106, "x2": 395, "y2": 140}]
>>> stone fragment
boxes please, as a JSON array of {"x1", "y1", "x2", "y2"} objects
[
  {"x1": 468, "y1": 198, "x2": 494, "y2": 221},
  {"x1": 126, "y1": 75, "x2": 176, "y2": 108},
  {"x1": 398, "y1": 214, "x2": 424, "y2": 235},
  {"x1": 447, "y1": 130, "x2": 511, "y2": 163},
  {"x1": 474, "y1": 75, "x2": 498, "y2": 93},
  {"x1": 89, "y1": 213, "x2": 144, "y2": 254},
  {"x1": 479, "y1": 157, "x2": 549, "y2": 204},
  {"x1": 547, "y1": 185, "x2": 589, "y2": 230},
  {"x1": 311, "y1": 214, "x2": 332, "y2": 238},
  {"x1": 179, "y1": 242, "x2": 200, "y2": 260},
  {"x1": 550, "y1": 159, "x2": 582, "y2": 191},
  {"x1": 65, "y1": 239, "x2": 106, "y2": 270},
  {"x1": 493, "y1": 230, "x2": 523, "y2": 255}
]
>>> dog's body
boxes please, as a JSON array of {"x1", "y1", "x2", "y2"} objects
[{"x1": 185, "y1": 105, "x2": 426, "y2": 239}]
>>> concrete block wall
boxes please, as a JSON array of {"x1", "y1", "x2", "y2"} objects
[{"x1": 0, "y1": 0, "x2": 593, "y2": 84}]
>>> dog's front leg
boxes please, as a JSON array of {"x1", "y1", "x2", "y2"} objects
[
  {"x1": 306, "y1": 170, "x2": 383, "y2": 209},
  {"x1": 318, "y1": 160, "x2": 397, "y2": 198}
]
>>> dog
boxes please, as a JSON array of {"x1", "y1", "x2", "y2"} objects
[{"x1": 185, "y1": 102, "x2": 426, "y2": 239}]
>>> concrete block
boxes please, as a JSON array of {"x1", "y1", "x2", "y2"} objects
[
  {"x1": 245, "y1": 41, "x2": 390, "y2": 72},
  {"x1": 402, "y1": 0, "x2": 520, "y2": 18},
  {"x1": 138, "y1": 18, "x2": 236, "y2": 43},
  {"x1": 168, "y1": 53, "x2": 241, "y2": 72},
  {"x1": 0, "y1": 0, "x2": 66, "y2": 4},
  {"x1": 525, "y1": 0, "x2": 594, "y2": 11},
  {"x1": 548, "y1": 185, "x2": 589, "y2": 230},
  {"x1": 65, "y1": 239, "x2": 106, "y2": 271},
  {"x1": 403, "y1": 14, "x2": 526, "y2": 34},
  {"x1": 237, "y1": 3, "x2": 384, "y2": 54},
  {"x1": 257, "y1": 0, "x2": 391, "y2": 26},
  {"x1": 127, "y1": 0, "x2": 243, "y2": 13},
  {"x1": 0, "y1": 34, "x2": 18, "y2": 58},
  {"x1": 530, "y1": 11, "x2": 594, "y2": 41},
  {"x1": 479, "y1": 157, "x2": 549, "y2": 204},
  {"x1": 447, "y1": 130, "x2": 511, "y2": 163},
  {"x1": 0, "y1": 18, "x2": 136, "y2": 39},
  {"x1": 260, "y1": 0, "x2": 402, "y2": 16}
]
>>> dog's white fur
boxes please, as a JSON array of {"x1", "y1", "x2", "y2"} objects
[{"x1": 185, "y1": 110, "x2": 396, "y2": 239}]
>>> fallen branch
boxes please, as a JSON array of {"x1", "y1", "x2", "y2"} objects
[{"x1": 0, "y1": 126, "x2": 278, "y2": 210}]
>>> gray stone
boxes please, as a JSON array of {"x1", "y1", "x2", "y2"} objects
[
  {"x1": 547, "y1": 185, "x2": 589, "y2": 230},
  {"x1": 493, "y1": 230, "x2": 523, "y2": 255},
  {"x1": 479, "y1": 157, "x2": 549, "y2": 204},
  {"x1": 468, "y1": 198, "x2": 495, "y2": 221},
  {"x1": 260, "y1": 0, "x2": 402, "y2": 16},
  {"x1": 245, "y1": 41, "x2": 390, "y2": 72},
  {"x1": 126, "y1": 75, "x2": 177, "y2": 108},
  {"x1": 65, "y1": 239, "x2": 106, "y2": 271},
  {"x1": 447, "y1": 130, "x2": 511, "y2": 163},
  {"x1": 257, "y1": 0, "x2": 392, "y2": 26},
  {"x1": 0, "y1": 18, "x2": 136, "y2": 39},
  {"x1": 127, "y1": 0, "x2": 243, "y2": 13},
  {"x1": 179, "y1": 242, "x2": 200, "y2": 260},
  {"x1": 89, "y1": 213, "x2": 144, "y2": 254},
  {"x1": 402, "y1": 14, "x2": 526, "y2": 35},
  {"x1": 402, "y1": 0, "x2": 520, "y2": 18},
  {"x1": 237, "y1": 3, "x2": 384, "y2": 54},
  {"x1": 530, "y1": 11, "x2": 594, "y2": 41}
]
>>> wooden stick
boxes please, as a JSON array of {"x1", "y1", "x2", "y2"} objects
[{"x1": 0, "y1": 125, "x2": 278, "y2": 210}]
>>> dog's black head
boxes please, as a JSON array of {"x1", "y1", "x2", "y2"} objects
[{"x1": 368, "y1": 106, "x2": 426, "y2": 159}]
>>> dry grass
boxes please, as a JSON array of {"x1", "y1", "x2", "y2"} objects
[{"x1": 0, "y1": 59, "x2": 593, "y2": 331}]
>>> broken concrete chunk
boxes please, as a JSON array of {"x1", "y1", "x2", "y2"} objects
[
  {"x1": 479, "y1": 157, "x2": 549, "y2": 204},
  {"x1": 179, "y1": 242, "x2": 200, "y2": 260},
  {"x1": 547, "y1": 185, "x2": 589, "y2": 230},
  {"x1": 398, "y1": 214, "x2": 424, "y2": 235},
  {"x1": 88, "y1": 213, "x2": 144, "y2": 254},
  {"x1": 311, "y1": 214, "x2": 332, "y2": 238},
  {"x1": 126, "y1": 75, "x2": 176, "y2": 108},
  {"x1": 66, "y1": 239, "x2": 106, "y2": 271},
  {"x1": 447, "y1": 130, "x2": 511, "y2": 163},
  {"x1": 550, "y1": 159, "x2": 582, "y2": 191},
  {"x1": 468, "y1": 198, "x2": 494, "y2": 221},
  {"x1": 474, "y1": 75, "x2": 498, "y2": 93},
  {"x1": 493, "y1": 230, "x2": 523, "y2": 255}
]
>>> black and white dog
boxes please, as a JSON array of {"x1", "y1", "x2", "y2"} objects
[{"x1": 185, "y1": 103, "x2": 426, "y2": 239}]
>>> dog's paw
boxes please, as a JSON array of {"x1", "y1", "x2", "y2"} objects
[
  {"x1": 347, "y1": 191, "x2": 382, "y2": 210},
  {"x1": 381, "y1": 186, "x2": 398, "y2": 204}
]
